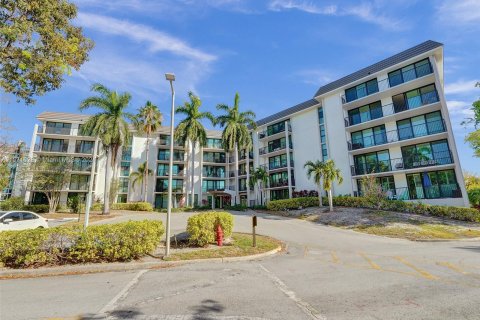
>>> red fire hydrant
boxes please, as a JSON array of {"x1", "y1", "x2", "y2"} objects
[{"x1": 216, "y1": 224, "x2": 224, "y2": 246}]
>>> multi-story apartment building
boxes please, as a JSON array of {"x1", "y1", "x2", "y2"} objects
[{"x1": 18, "y1": 40, "x2": 469, "y2": 208}]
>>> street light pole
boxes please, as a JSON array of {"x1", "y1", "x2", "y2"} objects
[{"x1": 165, "y1": 73, "x2": 175, "y2": 257}]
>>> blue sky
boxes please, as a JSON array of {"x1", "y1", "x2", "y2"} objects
[{"x1": 1, "y1": 0, "x2": 479, "y2": 173}]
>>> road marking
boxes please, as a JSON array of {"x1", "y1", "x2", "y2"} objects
[
  {"x1": 259, "y1": 264, "x2": 327, "y2": 320},
  {"x1": 436, "y1": 261, "x2": 467, "y2": 274},
  {"x1": 98, "y1": 269, "x2": 148, "y2": 314},
  {"x1": 359, "y1": 252, "x2": 381, "y2": 270},
  {"x1": 303, "y1": 246, "x2": 309, "y2": 258},
  {"x1": 394, "y1": 257, "x2": 438, "y2": 280},
  {"x1": 330, "y1": 251, "x2": 339, "y2": 264}
]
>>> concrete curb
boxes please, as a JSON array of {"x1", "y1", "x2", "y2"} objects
[
  {"x1": 0, "y1": 245, "x2": 282, "y2": 280},
  {"x1": 413, "y1": 237, "x2": 480, "y2": 242}
]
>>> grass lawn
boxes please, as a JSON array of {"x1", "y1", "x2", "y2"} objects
[
  {"x1": 354, "y1": 223, "x2": 480, "y2": 240},
  {"x1": 164, "y1": 233, "x2": 282, "y2": 261},
  {"x1": 41, "y1": 212, "x2": 118, "y2": 226}
]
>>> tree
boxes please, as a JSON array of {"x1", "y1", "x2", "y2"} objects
[
  {"x1": 133, "y1": 101, "x2": 162, "y2": 202},
  {"x1": 216, "y1": 93, "x2": 256, "y2": 204},
  {"x1": 249, "y1": 167, "x2": 268, "y2": 206},
  {"x1": 462, "y1": 82, "x2": 480, "y2": 157},
  {"x1": 304, "y1": 160, "x2": 326, "y2": 207},
  {"x1": 322, "y1": 159, "x2": 343, "y2": 212},
  {"x1": 26, "y1": 157, "x2": 71, "y2": 213},
  {"x1": 174, "y1": 92, "x2": 215, "y2": 206},
  {"x1": 130, "y1": 161, "x2": 152, "y2": 201},
  {"x1": 0, "y1": 0, "x2": 94, "y2": 104},
  {"x1": 79, "y1": 83, "x2": 133, "y2": 214}
]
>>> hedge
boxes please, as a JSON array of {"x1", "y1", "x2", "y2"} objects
[
  {"x1": 110, "y1": 202, "x2": 153, "y2": 212},
  {"x1": 0, "y1": 220, "x2": 164, "y2": 268},
  {"x1": 22, "y1": 204, "x2": 50, "y2": 213},
  {"x1": 267, "y1": 196, "x2": 480, "y2": 223},
  {"x1": 187, "y1": 211, "x2": 234, "y2": 246}
]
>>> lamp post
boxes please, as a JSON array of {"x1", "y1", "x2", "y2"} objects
[{"x1": 165, "y1": 72, "x2": 175, "y2": 257}]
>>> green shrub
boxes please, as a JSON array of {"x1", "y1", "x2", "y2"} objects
[
  {"x1": 0, "y1": 220, "x2": 164, "y2": 268},
  {"x1": 266, "y1": 197, "x2": 318, "y2": 211},
  {"x1": 23, "y1": 204, "x2": 50, "y2": 213},
  {"x1": 0, "y1": 197, "x2": 24, "y2": 210},
  {"x1": 467, "y1": 188, "x2": 480, "y2": 209},
  {"x1": 111, "y1": 202, "x2": 153, "y2": 211},
  {"x1": 91, "y1": 202, "x2": 103, "y2": 211},
  {"x1": 267, "y1": 195, "x2": 480, "y2": 223},
  {"x1": 225, "y1": 204, "x2": 248, "y2": 211},
  {"x1": 187, "y1": 211, "x2": 234, "y2": 246}
]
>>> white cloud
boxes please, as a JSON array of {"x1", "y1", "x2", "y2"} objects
[
  {"x1": 446, "y1": 100, "x2": 473, "y2": 116},
  {"x1": 444, "y1": 79, "x2": 479, "y2": 95},
  {"x1": 295, "y1": 69, "x2": 336, "y2": 86},
  {"x1": 76, "y1": 13, "x2": 217, "y2": 63},
  {"x1": 437, "y1": 0, "x2": 480, "y2": 24},
  {"x1": 267, "y1": 0, "x2": 403, "y2": 30}
]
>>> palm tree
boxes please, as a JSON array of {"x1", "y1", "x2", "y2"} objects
[
  {"x1": 249, "y1": 167, "x2": 269, "y2": 206},
  {"x1": 133, "y1": 101, "x2": 162, "y2": 202},
  {"x1": 216, "y1": 93, "x2": 256, "y2": 204},
  {"x1": 322, "y1": 159, "x2": 343, "y2": 212},
  {"x1": 79, "y1": 83, "x2": 133, "y2": 214},
  {"x1": 304, "y1": 160, "x2": 326, "y2": 207},
  {"x1": 130, "y1": 161, "x2": 153, "y2": 201},
  {"x1": 174, "y1": 92, "x2": 215, "y2": 206}
]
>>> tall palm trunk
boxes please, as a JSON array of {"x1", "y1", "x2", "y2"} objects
[
  {"x1": 318, "y1": 184, "x2": 323, "y2": 207},
  {"x1": 143, "y1": 133, "x2": 150, "y2": 202},
  {"x1": 103, "y1": 148, "x2": 111, "y2": 215},
  {"x1": 234, "y1": 143, "x2": 239, "y2": 204},
  {"x1": 328, "y1": 189, "x2": 333, "y2": 212},
  {"x1": 191, "y1": 141, "x2": 196, "y2": 207},
  {"x1": 184, "y1": 140, "x2": 191, "y2": 206}
]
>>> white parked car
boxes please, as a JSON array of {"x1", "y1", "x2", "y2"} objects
[{"x1": 0, "y1": 211, "x2": 49, "y2": 231}]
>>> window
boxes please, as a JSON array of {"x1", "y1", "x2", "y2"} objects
[
  {"x1": 45, "y1": 122, "x2": 71, "y2": 135},
  {"x1": 407, "y1": 170, "x2": 461, "y2": 199},
  {"x1": 22, "y1": 212, "x2": 38, "y2": 220},
  {"x1": 267, "y1": 121, "x2": 288, "y2": 136},
  {"x1": 270, "y1": 189, "x2": 289, "y2": 200},
  {"x1": 202, "y1": 165, "x2": 225, "y2": 178},
  {"x1": 122, "y1": 147, "x2": 132, "y2": 161},
  {"x1": 392, "y1": 84, "x2": 438, "y2": 113},
  {"x1": 72, "y1": 157, "x2": 92, "y2": 172},
  {"x1": 397, "y1": 111, "x2": 444, "y2": 141},
  {"x1": 357, "y1": 176, "x2": 396, "y2": 197},
  {"x1": 269, "y1": 154, "x2": 288, "y2": 170},
  {"x1": 269, "y1": 171, "x2": 288, "y2": 188},
  {"x1": 2, "y1": 212, "x2": 22, "y2": 222},
  {"x1": 202, "y1": 180, "x2": 225, "y2": 192},
  {"x1": 388, "y1": 58, "x2": 432, "y2": 87},
  {"x1": 347, "y1": 101, "x2": 383, "y2": 126},
  {"x1": 42, "y1": 139, "x2": 68, "y2": 152},
  {"x1": 75, "y1": 141, "x2": 94, "y2": 154},
  {"x1": 318, "y1": 107, "x2": 328, "y2": 161},
  {"x1": 117, "y1": 194, "x2": 127, "y2": 203},
  {"x1": 70, "y1": 175, "x2": 89, "y2": 191},
  {"x1": 158, "y1": 150, "x2": 184, "y2": 161},
  {"x1": 351, "y1": 125, "x2": 387, "y2": 150},
  {"x1": 158, "y1": 164, "x2": 183, "y2": 176},
  {"x1": 344, "y1": 79, "x2": 379, "y2": 103},
  {"x1": 206, "y1": 138, "x2": 223, "y2": 149},
  {"x1": 156, "y1": 179, "x2": 183, "y2": 192},
  {"x1": 268, "y1": 137, "x2": 289, "y2": 152},
  {"x1": 401, "y1": 139, "x2": 452, "y2": 169},
  {"x1": 202, "y1": 152, "x2": 225, "y2": 163},
  {"x1": 354, "y1": 150, "x2": 391, "y2": 175}
]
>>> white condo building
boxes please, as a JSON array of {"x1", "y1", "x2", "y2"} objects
[{"x1": 18, "y1": 40, "x2": 470, "y2": 208}]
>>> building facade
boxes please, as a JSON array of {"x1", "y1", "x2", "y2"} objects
[{"x1": 18, "y1": 40, "x2": 470, "y2": 208}]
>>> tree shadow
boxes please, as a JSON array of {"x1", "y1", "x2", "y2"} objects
[
  {"x1": 454, "y1": 246, "x2": 480, "y2": 252},
  {"x1": 80, "y1": 308, "x2": 143, "y2": 319},
  {"x1": 191, "y1": 299, "x2": 225, "y2": 320}
]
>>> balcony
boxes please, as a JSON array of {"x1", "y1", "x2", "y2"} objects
[
  {"x1": 203, "y1": 172, "x2": 226, "y2": 178},
  {"x1": 383, "y1": 184, "x2": 462, "y2": 201},
  {"x1": 268, "y1": 180, "x2": 289, "y2": 188},
  {"x1": 156, "y1": 185, "x2": 183, "y2": 193},
  {"x1": 159, "y1": 138, "x2": 183, "y2": 147},
  {"x1": 158, "y1": 154, "x2": 185, "y2": 161},
  {"x1": 348, "y1": 120, "x2": 446, "y2": 151},
  {"x1": 388, "y1": 59, "x2": 433, "y2": 88},
  {"x1": 258, "y1": 124, "x2": 292, "y2": 139},
  {"x1": 344, "y1": 90, "x2": 440, "y2": 127},
  {"x1": 38, "y1": 126, "x2": 72, "y2": 135},
  {"x1": 35, "y1": 143, "x2": 68, "y2": 153},
  {"x1": 351, "y1": 151, "x2": 454, "y2": 176},
  {"x1": 259, "y1": 144, "x2": 288, "y2": 156},
  {"x1": 239, "y1": 152, "x2": 254, "y2": 160},
  {"x1": 158, "y1": 170, "x2": 185, "y2": 177},
  {"x1": 75, "y1": 146, "x2": 94, "y2": 154}
]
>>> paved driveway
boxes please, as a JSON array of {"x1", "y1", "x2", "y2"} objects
[{"x1": 1, "y1": 210, "x2": 479, "y2": 319}]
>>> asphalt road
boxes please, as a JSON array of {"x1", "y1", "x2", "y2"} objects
[{"x1": 1, "y1": 211, "x2": 479, "y2": 320}]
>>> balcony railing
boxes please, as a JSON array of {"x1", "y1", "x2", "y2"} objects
[
  {"x1": 348, "y1": 120, "x2": 446, "y2": 151},
  {"x1": 344, "y1": 90, "x2": 440, "y2": 127},
  {"x1": 38, "y1": 126, "x2": 72, "y2": 135},
  {"x1": 341, "y1": 78, "x2": 389, "y2": 104},
  {"x1": 69, "y1": 183, "x2": 89, "y2": 191},
  {"x1": 351, "y1": 151, "x2": 453, "y2": 176},
  {"x1": 259, "y1": 145, "x2": 287, "y2": 155},
  {"x1": 158, "y1": 154, "x2": 185, "y2": 161},
  {"x1": 228, "y1": 156, "x2": 236, "y2": 163},
  {"x1": 203, "y1": 172, "x2": 226, "y2": 178},
  {"x1": 258, "y1": 124, "x2": 292, "y2": 139},
  {"x1": 159, "y1": 138, "x2": 183, "y2": 147},
  {"x1": 75, "y1": 146, "x2": 94, "y2": 154},
  {"x1": 158, "y1": 170, "x2": 184, "y2": 177},
  {"x1": 239, "y1": 152, "x2": 254, "y2": 160},
  {"x1": 269, "y1": 180, "x2": 289, "y2": 188},
  {"x1": 383, "y1": 184, "x2": 462, "y2": 200},
  {"x1": 388, "y1": 61, "x2": 433, "y2": 88},
  {"x1": 35, "y1": 143, "x2": 68, "y2": 153},
  {"x1": 156, "y1": 186, "x2": 183, "y2": 192}
]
